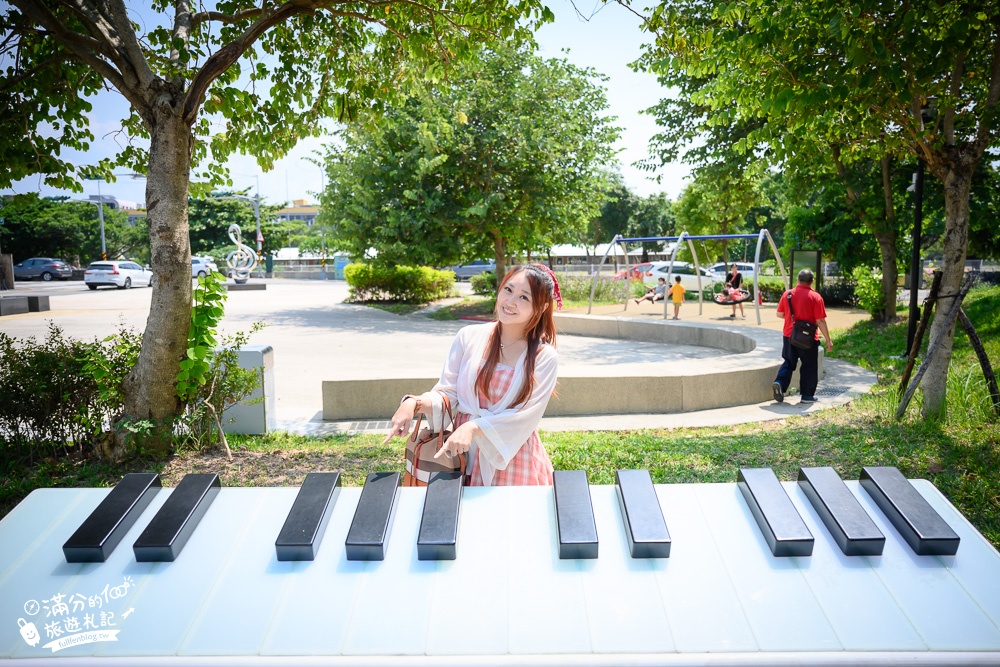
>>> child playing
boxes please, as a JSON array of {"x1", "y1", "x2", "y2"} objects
[
  {"x1": 667, "y1": 275, "x2": 685, "y2": 319},
  {"x1": 634, "y1": 277, "x2": 666, "y2": 305}
]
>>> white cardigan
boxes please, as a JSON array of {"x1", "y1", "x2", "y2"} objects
[{"x1": 426, "y1": 322, "x2": 557, "y2": 486}]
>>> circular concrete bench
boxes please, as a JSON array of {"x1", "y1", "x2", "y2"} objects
[{"x1": 321, "y1": 314, "x2": 820, "y2": 421}]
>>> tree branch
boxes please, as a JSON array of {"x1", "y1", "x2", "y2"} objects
[
  {"x1": 943, "y1": 49, "x2": 965, "y2": 146},
  {"x1": 182, "y1": 0, "x2": 412, "y2": 125}
]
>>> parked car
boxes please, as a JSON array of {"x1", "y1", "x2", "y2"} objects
[
  {"x1": 83, "y1": 261, "x2": 153, "y2": 290},
  {"x1": 707, "y1": 261, "x2": 757, "y2": 282},
  {"x1": 447, "y1": 259, "x2": 496, "y2": 280},
  {"x1": 192, "y1": 256, "x2": 219, "y2": 278},
  {"x1": 611, "y1": 262, "x2": 653, "y2": 281},
  {"x1": 643, "y1": 261, "x2": 717, "y2": 292},
  {"x1": 12, "y1": 257, "x2": 73, "y2": 281}
]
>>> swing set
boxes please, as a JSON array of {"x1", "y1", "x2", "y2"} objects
[{"x1": 587, "y1": 230, "x2": 786, "y2": 324}]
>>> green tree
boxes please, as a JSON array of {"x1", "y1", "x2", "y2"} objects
[
  {"x1": 0, "y1": 195, "x2": 147, "y2": 266},
  {"x1": 1, "y1": 0, "x2": 549, "y2": 452},
  {"x1": 320, "y1": 43, "x2": 620, "y2": 278},
  {"x1": 639, "y1": 0, "x2": 1000, "y2": 416},
  {"x1": 629, "y1": 191, "x2": 675, "y2": 261},
  {"x1": 587, "y1": 175, "x2": 638, "y2": 248},
  {"x1": 671, "y1": 167, "x2": 762, "y2": 265}
]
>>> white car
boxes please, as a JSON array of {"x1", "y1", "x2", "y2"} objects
[
  {"x1": 707, "y1": 261, "x2": 757, "y2": 282},
  {"x1": 84, "y1": 261, "x2": 153, "y2": 290},
  {"x1": 643, "y1": 261, "x2": 717, "y2": 292},
  {"x1": 192, "y1": 256, "x2": 219, "y2": 277}
]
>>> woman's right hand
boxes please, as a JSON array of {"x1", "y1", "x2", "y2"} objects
[{"x1": 381, "y1": 397, "x2": 417, "y2": 445}]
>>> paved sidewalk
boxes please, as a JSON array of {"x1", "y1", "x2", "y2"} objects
[{"x1": 0, "y1": 279, "x2": 877, "y2": 436}]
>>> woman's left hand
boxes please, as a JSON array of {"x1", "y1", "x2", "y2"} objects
[{"x1": 435, "y1": 420, "x2": 479, "y2": 459}]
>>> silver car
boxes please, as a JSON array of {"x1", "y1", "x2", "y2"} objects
[{"x1": 84, "y1": 261, "x2": 153, "y2": 290}]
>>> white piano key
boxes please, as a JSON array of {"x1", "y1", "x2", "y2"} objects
[
  {"x1": 507, "y1": 485, "x2": 591, "y2": 655},
  {"x1": 178, "y1": 487, "x2": 299, "y2": 656},
  {"x1": 851, "y1": 480, "x2": 1000, "y2": 650},
  {"x1": 583, "y1": 485, "x2": 674, "y2": 654},
  {"x1": 653, "y1": 483, "x2": 758, "y2": 653},
  {"x1": 1, "y1": 490, "x2": 120, "y2": 658},
  {"x1": 912, "y1": 479, "x2": 1000, "y2": 625},
  {"x1": 425, "y1": 487, "x2": 510, "y2": 655},
  {"x1": 95, "y1": 488, "x2": 259, "y2": 656},
  {"x1": 259, "y1": 488, "x2": 366, "y2": 656},
  {"x1": 342, "y1": 486, "x2": 438, "y2": 655},
  {"x1": 786, "y1": 482, "x2": 926, "y2": 651},
  {"x1": 697, "y1": 483, "x2": 841, "y2": 652}
]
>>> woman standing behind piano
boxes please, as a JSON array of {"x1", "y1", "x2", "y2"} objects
[{"x1": 383, "y1": 264, "x2": 560, "y2": 486}]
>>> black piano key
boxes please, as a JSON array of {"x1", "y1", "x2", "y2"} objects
[
  {"x1": 133, "y1": 473, "x2": 221, "y2": 562},
  {"x1": 738, "y1": 468, "x2": 814, "y2": 557},
  {"x1": 417, "y1": 472, "x2": 464, "y2": 561},
  {"x1": 63, "y1": 473, "x2": 161, "y2": 563},
  {"x1": 275, "y1": 472, "x2": 342, "y2": 561},
  {"x1": 553, "y1": 470, "x2": 599, "y2": 559},
  {"x1": 345, "y1": 472, "x2": 400, "y2": 561},
  {"x1": 860, "y1": 466, "x2": 960, "y2": 556},
  {"x1": 798, "y1": 467, "x2": 885, "y2": 556},
  {"x1": 615, "y1": 469, "x2": 670, "y2": 558}
]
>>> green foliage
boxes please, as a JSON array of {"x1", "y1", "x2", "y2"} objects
[
  {"x1": 0, "y1": 194, "x2": 148, "y2": 266},
  {"x1": 320, "y1": 43, "x2": 620, "y2": 273},
  {"x1": 175, "y1": 324, "x2": 265, "y2": 451},
  {"x1": 345, "y1": 263, "x2": 454, "y2": 303},
  {"x1": 0, "y1": 323, "x2": 151, "y2": 461},
  {"x1": 558, "y1": 275, "x2": 633, "y2": 304},
  {"x1": 754, "y1": 276, "x2": 787, "y2": 302},
  {"x1": 177, "y1": 271, "x2": 227, "y2": 401},
  {"x1": 470, "y1": 271, "x2": 497, "y2": 296},
  {"x1": 1, "y1": 1, "x2": 551, "y2": 191},
  {"x1": 851, "y1": 266, "x2": 886, "y2": 318}
]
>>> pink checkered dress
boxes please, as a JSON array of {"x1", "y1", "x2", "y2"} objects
[{"x1": 454, "y1": 364, "x2": 554, "y2": 486}]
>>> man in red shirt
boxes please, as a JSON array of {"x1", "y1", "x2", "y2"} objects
[{"x1": 773, "y1": 269, "x2": 834, "y2": 404}]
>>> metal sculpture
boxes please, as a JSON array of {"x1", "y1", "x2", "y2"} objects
[{"x1": 226, "y1": 224, "x2": 257, "y2": 284}]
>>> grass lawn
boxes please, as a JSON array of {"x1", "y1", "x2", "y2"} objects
[{"x1": 3, "y1": 286, "x2": 998, "y2": 549}]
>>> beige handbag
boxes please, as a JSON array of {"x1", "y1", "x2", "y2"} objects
[{"x1": 403, "y1": 391, "x2": 466, "y2": 486}]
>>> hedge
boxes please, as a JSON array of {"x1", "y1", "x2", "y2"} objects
[{"x1": 344, "y1": 263, "x2": 454, "y2": 303}]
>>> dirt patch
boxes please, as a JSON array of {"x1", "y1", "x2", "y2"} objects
[{"x1": 158, "y1": 448, "x2": 383, "y2": 488}]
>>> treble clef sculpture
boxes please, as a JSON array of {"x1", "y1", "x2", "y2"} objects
[{"x1": 226, "y1": 224, "x2": 258, "y2": 284}]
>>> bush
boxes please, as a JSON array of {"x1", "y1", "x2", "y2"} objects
[
  {"x1": 345, "y1": 263, "x2": 454, "y2": 303},
  {"x1": 470, "y1": 271, "x2": 497, "y2": 296},
  {"x1": 0, "y1": 324, "x2": 135, "y2": 462},
  {"x1": 851, "y1": 266, "x2": 886, "y2": 317},
  {"x1": 558, "y1": 274, "x2": 633, "y2": 303},
  {"x1": 754, "y1": 276, "x2": 787, "y2": 302},
  {"x1": 0, "y1": 276, "x2": 263, "y2": 463}
]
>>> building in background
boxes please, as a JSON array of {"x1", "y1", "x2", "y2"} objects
[{"x1": 276, "y1": 199, "x2": 319, "y2": 226}]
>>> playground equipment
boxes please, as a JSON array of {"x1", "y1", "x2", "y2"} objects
[{"x1": 588, "y1": 230, "x2": 786, "y2": 325}]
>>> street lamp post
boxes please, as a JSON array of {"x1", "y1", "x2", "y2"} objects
[{"x1": 84, "y1": 177, "x2": 108, "y2": 260}]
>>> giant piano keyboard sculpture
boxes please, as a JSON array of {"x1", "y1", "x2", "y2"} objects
[{"x1": 2, "y1": 466, "x2": 999, "y2": 665}]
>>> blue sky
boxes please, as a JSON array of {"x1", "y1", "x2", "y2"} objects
[{"x1": 2, "y1": 1, "x2": 689, "y2": 209}]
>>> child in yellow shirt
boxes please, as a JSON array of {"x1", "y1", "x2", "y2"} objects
[{"x1": 667, "y1": 275, "x2": 685, "y2": 320}]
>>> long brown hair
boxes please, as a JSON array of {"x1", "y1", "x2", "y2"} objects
[{"x1": 477, "y1": 264, "x2": 558, "y2": 408}]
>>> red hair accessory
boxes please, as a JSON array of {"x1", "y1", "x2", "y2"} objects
[{"x1": 534, "y1": 263, "x2": 563, "y2": 311}]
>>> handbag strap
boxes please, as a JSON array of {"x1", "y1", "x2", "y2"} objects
[{"x1": 786, "y1": 291, "x2": 796, "y2": 322}]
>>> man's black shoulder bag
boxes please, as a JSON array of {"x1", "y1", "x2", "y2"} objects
[{"x1": 787, "y1": 292, "x2": 817, "y2": 350}]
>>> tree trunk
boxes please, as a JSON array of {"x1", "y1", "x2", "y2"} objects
[
  {"x1": 874, "y1": 233, "x2": 898, "y2": 324},
  {"x1": 493, "y1": 233, "x2": 507, "y2": 283},
  {"x1": 921, "y1": 165, "x2": 973, "y2": 419},
  {"x1": 875, "y1": 154, "x2": 898, "y2": 323},
  {"x1": 120, "y1": 109, "x2": 194, "y2": 456}
]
